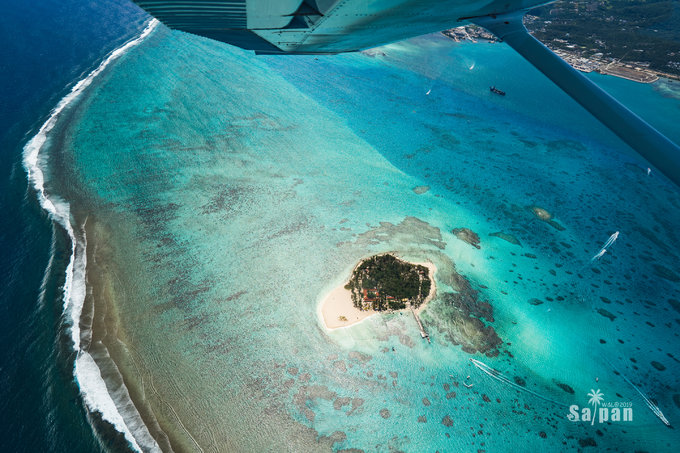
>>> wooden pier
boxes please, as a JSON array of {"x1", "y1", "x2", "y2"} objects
[{"x1": 410, "y1": 306, "x2": 430, "y2": 343}]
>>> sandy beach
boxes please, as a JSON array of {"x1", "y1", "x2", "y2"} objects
[
  {"x1": 320, "y1": 259, "x2": 437, "y2": 330},
  {"x1": 320, "y1": 285, "x2": 376, "y2": 329}
]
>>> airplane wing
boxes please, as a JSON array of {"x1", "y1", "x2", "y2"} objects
[
  {"x1": 473, "y1": 13, "x2": 680, "y2": 187},
  {"x1": 131, "y1": 0, "x2": 680, "y2": 187},
  {"x1": 130, "y1": 0, "x2": 549, "y2": 54}
]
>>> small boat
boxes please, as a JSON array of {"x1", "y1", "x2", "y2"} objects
[
  {"x1": 464, "y1": 383, "x2": 474, "y2": 388},
  {"x1": 490, "y1": 86, "x2": 506, "y2": 96}
]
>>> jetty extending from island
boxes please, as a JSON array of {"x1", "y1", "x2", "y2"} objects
[{"x1": 410, "y1": 306, "x2": 430, "y2": 343}]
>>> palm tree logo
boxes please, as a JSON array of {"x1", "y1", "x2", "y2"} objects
[{"x1": 587, "y1": 389, "x2": 605, "y2": 425}]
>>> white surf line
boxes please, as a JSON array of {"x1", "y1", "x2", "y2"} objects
[
  {"x1": 23, "y1": 19, "x2": 161, "y2": 453},
  {"x1": 470, "y1": 359, "x2": 569, "y2": 408}
]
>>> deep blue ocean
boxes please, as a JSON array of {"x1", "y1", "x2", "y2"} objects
[
  {"x1": 0, "y1": 1, "x2": 146, "y2": 451},
  {"x1": 2, "y1": 1, "x2": 680, "y2": 452}
]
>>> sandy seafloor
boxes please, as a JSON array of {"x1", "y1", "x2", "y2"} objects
[{"x1": 35, "y1": 23, "x2": 680, "y2": 452}]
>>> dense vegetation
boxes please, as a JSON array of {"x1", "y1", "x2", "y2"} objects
[
  {"x1": 345, "y1": 254, "x2": 431, "y2": 311},
  {"x1": 527, "y1": 0, "x2": 680, "y2": 76}
]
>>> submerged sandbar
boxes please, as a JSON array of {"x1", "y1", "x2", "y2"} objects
[{"x1": 320, "y1": 254, "x2": 436, "y2": 330}]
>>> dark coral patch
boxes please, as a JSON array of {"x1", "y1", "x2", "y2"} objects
[
  {"x1": 578, "y1": 438, "x2": 597, "y2": 447},
  {"x1": 452, "y1": 228, "x2": 481, "y2": 249},
  {"x1": 654, "y1": 264, "x2": 680, "y2": 282},
  {"x1": 651, "y1": 361, "x2": 666, "y2": 371},
  {"x1": 489, "y1": 231, "x2": 521, "y2": 246},
  {"x1": 597, "y1": 308, "x2": 616, "y2": 321},
  {"x1": 555, "y1": 381, "x2": 575, "y2": 394},
  {"x1": 423, "y1": 279, "x2": 502, "y2": 356},
  {"x1": 546, "y1": 220, "x2": 566, "y2": 231},
  {"x1": 334, "y1": 397, "x2": 351, "y2": 410}
]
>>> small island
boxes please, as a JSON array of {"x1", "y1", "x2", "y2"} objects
[
  {"x1": 320, "y1": 254, "x2": 436, "y2": 330},
  {"x1": 347, "y1": 254, "x2": 431, "y2": 311}
]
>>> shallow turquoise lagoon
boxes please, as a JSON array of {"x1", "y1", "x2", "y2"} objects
[{"x1": 44, "y1": 25, "x2": 680, "y2": 452}]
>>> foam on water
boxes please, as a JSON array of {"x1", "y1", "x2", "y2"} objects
[
  {"x1": 470, "y1": 358, "x2": 569, "y2": 408},
  {"x1": 29, "y1": 22, "x2": 680, "y2": 452},
  {"x1": 22, "y1": 18, "x2": 161, "y2": 453}
]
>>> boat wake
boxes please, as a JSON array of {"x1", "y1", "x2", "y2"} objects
[
  {"x1": 616, "y1": 368, "x2": 672, "y2": 427},
  {"x1": 591, "y1": 231, "x2": 619, "y2": 262},
  {"x1": 470, "y1": 359, "x2": 569, "y2": 408},
  {"x1": 23, "y1": 18, "x2": 162, "y2": 453}
]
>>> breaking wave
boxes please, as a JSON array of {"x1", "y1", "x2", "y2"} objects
[{"x1": 23, "y1": 18, "x2": 162, "y2": 453}]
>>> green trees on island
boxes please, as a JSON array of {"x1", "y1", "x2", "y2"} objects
[{"x1": 347, "y1": 254, "x2": 431, "y2": 311}]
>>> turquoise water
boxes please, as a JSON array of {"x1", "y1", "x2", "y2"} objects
[{"x1": 40, "y1": 25, "x2": 680, "y2": 452}]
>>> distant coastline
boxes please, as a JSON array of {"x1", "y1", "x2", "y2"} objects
[
  {"x1": 442, "y1": 25, "x2": 679, "y2": 84},
  {"x1": 319, "y1": 256, "x2": 436, "y2": 330}
]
